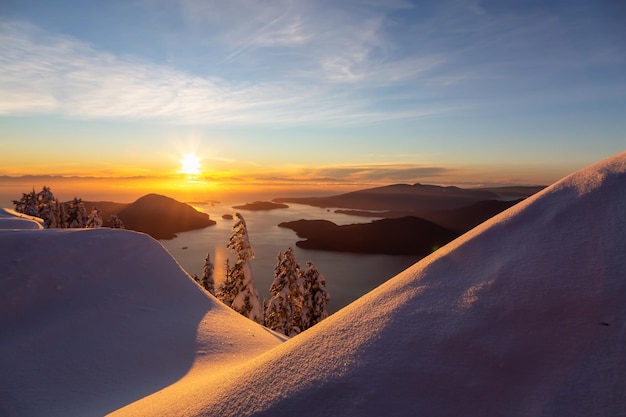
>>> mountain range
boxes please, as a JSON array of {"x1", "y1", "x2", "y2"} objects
[
  {"x1": 274, "y1": 185, "x2": 540, "y2": 253},
  {"x1": 274, "y1": 184, "x2": 543, "y2": 212}
]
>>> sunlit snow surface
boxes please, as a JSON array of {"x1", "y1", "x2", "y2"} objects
[
  {"x1": 0, "y1": 228, "x2": 284, "y2": 417},
  {"x1": 2, "y1": 152, "x2": 626, "y2": 417},
  {"x1": 0, "y1": 208, "x2": 43, "y2": 229}
]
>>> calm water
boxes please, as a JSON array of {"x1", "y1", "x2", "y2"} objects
[{"x1": 160, "y1": 202, "x2": 422, "y2": 314}]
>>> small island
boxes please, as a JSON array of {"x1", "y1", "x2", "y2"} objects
[
  {"x1": 222, "y1": 214, "x2": 234, "y2": 220},
  {"x1": 232, "y1": 201, "x2": 289, "y2": 211}
]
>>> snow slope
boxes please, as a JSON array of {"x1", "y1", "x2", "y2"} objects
[
  {"x1": 0, "y1": 208, "x2": 43, "y2": 229},
  {"x1": 114, "y1": 151, "x2": 626, "y2": 416},
  {"x1": 0, "y1": 228, "x2": 284, "y2": 417}
]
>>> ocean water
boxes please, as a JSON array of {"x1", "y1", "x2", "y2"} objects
[{"x1": 159, "y1": 202, "x2": 422, "y2": 314}]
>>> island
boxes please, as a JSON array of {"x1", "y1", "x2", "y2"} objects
[
  {"x1": 232, "y1": 201, "x2": 289, "y2": 211},
  {"x1": 278, "y1": 216, "x2": 459, "y2": 256},
  {"x1": 83, "y1": 194, "x2": 216, "y2": 240}
]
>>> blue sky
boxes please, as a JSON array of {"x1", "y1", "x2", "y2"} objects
[{"x1": 0, "y1": 0, "x2": 625, "y2": 196}]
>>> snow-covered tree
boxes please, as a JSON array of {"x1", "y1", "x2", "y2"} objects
[
  {"x1": 40, "y1": 199, "x2": 61, "y2": 228},
  {"x1": 265, "y1": 247, "x2": 305, "y2": 336},
  {"x1": 199, "y1": 252, "x2": 215, "y2": 295},
  {"x1": 65, "y1": 197, "x2": 87, "y2": 228},
  {"x1": 217, "y1": 213, "x2": 263, "y2": 323},
  {"x1": 300, "y1": 261, "x2": 330, "y2": 329},
  {"x1": 226, "y1": 213, "x2": 255, "y2": 263},
  {"x1": 12, "y1": 186, "x2": 61, "y2": 228},
  {"x1": 37, "y1": 187, "x2": 60, "y2": 228},
  {"x1": 85, "y1": 207, "x2": 103, "y2": 228},
  {"x1": 59, "y1": 202, "x2": 68, "y2": 228},
  {"x1": 13, "y1": 189, "x2": 39, "y2": 217},
  {"x1": 217, "y1": 258, "x2": 238, "y2": 306},
  {"x1": 109, "y1": 214, "x2": 125, "y2": 229}
]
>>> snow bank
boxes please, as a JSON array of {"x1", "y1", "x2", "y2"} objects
[
  {"x1": 0, "y1": 208, "x2": 44, "y2": 229},
  {"x1": 115, "y1": 151, "x2": 626, "y2": 416},
  {"x1": 0, "y1": 228, "x2": 283, "y2": 417}
]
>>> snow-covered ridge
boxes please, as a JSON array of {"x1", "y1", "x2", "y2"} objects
[
  {"x1": 2, "y1": 151, "x2": 626, "y2": 417},
  {"x1": 0, "y1": 207, "x2": 44, "y2": 229}
]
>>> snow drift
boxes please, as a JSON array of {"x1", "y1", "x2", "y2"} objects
[
  {"x1": 2, "y1": 151, "x2": 625, "y2": 417},
  {"x1": 0, "y1": 228, "x2": 283, "y2": 417}
]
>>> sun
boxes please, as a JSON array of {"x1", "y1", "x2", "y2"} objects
[{"x1": 180, "y1": 153, "x2": 201, "y2": 177}]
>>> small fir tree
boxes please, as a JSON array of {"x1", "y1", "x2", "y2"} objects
[
  {"x1": 13, "y1": 189, "x2": 39, "y2": 217},
  {"x1": 217, "y1": 213, "x2": 263, "y2": 323},
  {"x1": 226, "y1": 213, "x2": 255, "y2": 262},
  {"x1": 85, "y1": 207, "x2": 103, "y2": 228},
  {"x1": 59, "y1": 201, "x2": 68, "y2": 228},
  {"x1": 40, "y1": 199, "x2": 61, "y2": 228},
  {"x1": 65, "y1": 197, "x2": 87, "y2": 228},
  {"x1": 300, "y1": 261, "x2": 330, "y2": 329},
  {"x1": 12, "y1": 186, "x2": 60, "y2": 228},
  {"x1": 200, "y1": 252, "x2": 215, "y2": 295},
  {"x1": 265, "y1": 247, "x2": 305, "y2": 336},
  {"x1": 109, "y1": 214, "x2": 125, "y2": 229},
  {"x1": 217, "y1": 258, "x2": 238, "y2": 306}
]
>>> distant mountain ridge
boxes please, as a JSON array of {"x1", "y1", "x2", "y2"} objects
[
  {"x1": 83, "y1": 193, "x2": 215, "y2": 239},
  {"x1": 273, "y1": 183, "x2": 542, "y2": 252},
  {"x1": 274, "y1": 183, "x2": 543, "y2": 212}
]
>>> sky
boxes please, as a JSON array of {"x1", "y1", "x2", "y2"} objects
[{"x1": 1, "y1": 0, "x2": 625, "y2": 202}]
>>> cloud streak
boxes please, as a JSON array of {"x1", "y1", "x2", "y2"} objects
[
  {"x1": 1, "y1": 0, "x2": 624, "y2": 126},
  {"x1": 0, "y1": 18, "x2": 446, "y2": 125}
]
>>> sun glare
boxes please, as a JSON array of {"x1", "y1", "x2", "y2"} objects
[{"x1": 180, "y1": 153, "x2": 201, "y2": 177}]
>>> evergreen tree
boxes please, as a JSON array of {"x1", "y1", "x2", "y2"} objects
[
  {"x1": 13, "y1": 189, "x2": 39, "y2": 217},
  {"x1": 230, "y1": 259, "x2": 263, "y2": 323},
  {"x1": 109, "y1": 214, "x2": 125, "y2": 229},
  {"x1": 226, "y1": 213, "x2": 255, "y2": 262},
  {"x1": 265, "y1": 247, "x2": 305, "y2": 336},
  {"x1": 200, "y1": 252, "x2": 215, "y2": 295},
  {"x1": 59, "y1": 201, "x2": 68, "y2": 228},
  {"x1": 85, "y1": 207, "x2": 103, "y2": 228},
  {"x1": 65, "y1": 197, "x2": 87, "y2": 228},
  {"x1": 300, "y1": 261, "x2": 330, "y2": 329},
  {"x1": 217, "y1": 213, "x2": 263, "y2": 323},
  {"x1": 12, "y1": 186, "x2": 60, "y2": 228},
  {"x1": 217, "y1": 258, "x2": 239, "y2": 306},
  {"x1": 40, "y1": 198, "x2": 61, "y2": 228},
  {"x1": 37, "y1": 187, "x2": 58, "y2": 228}
]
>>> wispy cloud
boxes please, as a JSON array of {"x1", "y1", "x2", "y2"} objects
[
  {"x1": 219, "y1": 163, "x2": 458, "y2": 187},
  {"x1": 0, "y1": 17, "x2": 446, "y2": 125},
  {"x1": 1, "y1": 0, "x2": 624, "y2": 126},
  {"x1": 299, "y1": 164, "x2": 455, "y2": 183}
]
